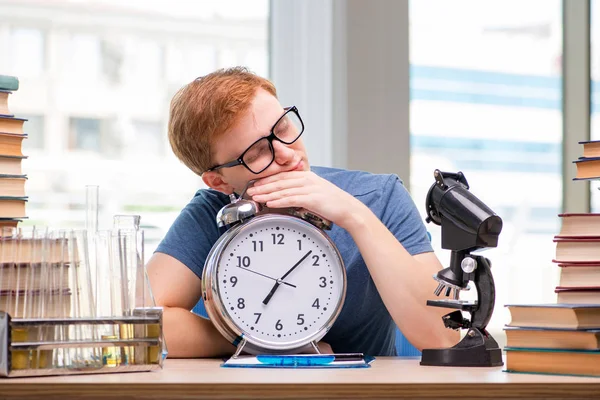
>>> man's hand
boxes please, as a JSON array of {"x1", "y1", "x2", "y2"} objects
[
  {"x1": 246, "y1": 171, "x2": 366, "y2": 230},
  {"x1": 316, "y1": 341, "x2": 333, "y2": 354},
  {"x1": 300, "y1": 341, "x2": 333, "y2": 354}
]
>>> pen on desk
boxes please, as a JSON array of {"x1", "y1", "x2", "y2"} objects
[
  {"x1": 255, "y1": 353, "x2": 365, "y2": 366},
  {"x1": 330, "y1": 353, "x2": 364, "y2": 362}
]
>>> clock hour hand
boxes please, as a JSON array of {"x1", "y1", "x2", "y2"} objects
[
  {"x1": 236, "y1": 266, "x2": 297, "y2": 288},
  {"x1": 262, "y1": 250, "x2": 312, "y2": 305}
]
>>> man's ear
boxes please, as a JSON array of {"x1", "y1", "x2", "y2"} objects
[{"x1": 202, "y1": 171, "x2": 234, "y2": 194}]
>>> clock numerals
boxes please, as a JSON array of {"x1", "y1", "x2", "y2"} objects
[
  {"x1": 236, "y1": 256, "x2": 251, "y2": 268},
  {"x1": 208, "y1": 217, "x2": 346, "y2": 348},
  {"x1": 312, "y1": 255, "x2": 320, "y2": 266},
  {"x1": 271, "y1": 233, "x2": 285, "y2": 245},
  {"x1": 312, "y1": 298, "x2": 320, "y2": 310},
  {"x1": 237, "y1": 298, "x2": 245, "y2": 309},
  {"x1": 252, "y1": 240, "x2": 264, "y2": 252}
]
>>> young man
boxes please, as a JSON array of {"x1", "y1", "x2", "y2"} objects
[{"x1": 147, "y1": 67, "x2": 459, "y2": 358}]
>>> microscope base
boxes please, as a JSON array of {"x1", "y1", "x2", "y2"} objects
[
  {"x1": 420, "y1": 328, "x2": 503, "y2": 367},
  {"x1": 420, "y1": 346, "x2": 503, "y2": 367}
]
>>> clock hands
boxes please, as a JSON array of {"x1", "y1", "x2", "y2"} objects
[
  {"x1": 234, "y1": 265, "x2": 297, "y2": 288},
  {"x1": 262, "y1": 250, "x2": 313, "y2": 305}
]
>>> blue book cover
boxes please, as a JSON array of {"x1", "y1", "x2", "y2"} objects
[
  {"x1": 579, "y1": 140, "x2": 600, "y2": 144},
  {"x1": 574, "y1": 156, "x2": 600, "y2": 162},
  {"x1": 221, "y1": 353, "x2": 375, "y2": 369}
]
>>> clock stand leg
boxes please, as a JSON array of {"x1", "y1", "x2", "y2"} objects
[
  {"x1": 232, "y1": 338, "x2": 247, "y2": 359},
  {"x1": 310, "y1": 340, "x2": 322, "y2": 354}
]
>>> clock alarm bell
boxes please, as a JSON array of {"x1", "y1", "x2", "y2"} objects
[{"x1": 217, "y1": 183, "x2": 262, "y2": 229}]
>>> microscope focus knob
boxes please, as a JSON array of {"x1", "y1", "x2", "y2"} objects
[{"x1": 461, "y1": 257, "x2": 477, "y2": 274}]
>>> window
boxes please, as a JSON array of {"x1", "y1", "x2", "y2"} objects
[
  {"x1": 66, "y1": 34, "x2": 101, "y2": 80},
  {"x1": 69, "y1": 117, "x2": 102, "y2": 152},
  {"x1": 9, "y1": 28, "x2": 45, "y2": 77},
  {"x1": 166, "y1": 44, "x2": 217, "y2": 84},
  {"x1": 0, "y1": 0, "x2": 270, "y2": 256},
  {"x1": 125, "y1": 38, "x2": 163, "y2": 84},
  {"x1": 409, "y1": 0, "x2": 563, "y2": 339},
  {"x1": 20, "y1": 114, "x2": 45, "y2": 151},
  {"x1": 129, "y1": 120, "x2": 164, "y2": 157},
  {"x1": 591, "y1": 0, "x2": 600, "y2": 209}
]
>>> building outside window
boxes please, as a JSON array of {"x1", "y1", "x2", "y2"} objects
[
  {"x1": 69, "y1": 117, "x2": 102, "y2": 152},
  {"x1": 20, "y1": 114, "x2": 44, "y2": 150},
  {"x1": 590, "y1": 0, "x2": 600, "y2": 209},
  {"x1": 0, "y1": 0, "x2": 270, "y2": 257},
  {"x1": 409, "y1": 0, "x2": 563, "y2": 340},
  {"x1": 9, "y1": 28, "x2": 45, "y2": 77}
]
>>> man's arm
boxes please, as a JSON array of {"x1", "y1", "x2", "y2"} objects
[
  {"x1": 340, "y1": 209, "x2": 459, "y2": 350},
  {"x1": 146, "y1": 252, "x2": 235, "y2": 358},
  {"x1": 246, "y1": 171, "x2": 460, "y2": 351}
]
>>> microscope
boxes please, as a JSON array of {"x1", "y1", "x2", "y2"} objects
[{"x1": 420, "y1": 169, "x2": 504, "y2": 367}]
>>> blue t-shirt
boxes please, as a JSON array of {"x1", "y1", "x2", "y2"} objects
[{"x1": 156, "y1": 166, "x2": 433, "y2": 356}]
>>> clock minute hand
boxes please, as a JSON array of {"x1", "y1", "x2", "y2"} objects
[
  {"x1": 262, "y1": 250, "x2": 313, "y2": 305},
  {"x1": 236, "y1": 266, "x2": 297, "y2": 288}
]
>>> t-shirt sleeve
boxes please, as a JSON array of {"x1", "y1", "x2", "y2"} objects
[
  {"x1": 380, "y1": 175, "x2": 433, "y2": 256},
  {"x1": 154, "y1": 192, "x2": 222, "y2": 280}
]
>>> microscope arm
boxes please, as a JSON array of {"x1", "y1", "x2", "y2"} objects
[{"x1": 469, "y1": 255, "x2": 495, "y2": 330}]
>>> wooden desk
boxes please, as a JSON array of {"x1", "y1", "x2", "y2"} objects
[{"x1": 1, "y1": 357, "x2": 599, "y2": 399}]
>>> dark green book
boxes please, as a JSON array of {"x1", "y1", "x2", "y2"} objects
[{"x1": 0, "y1": 75, "x2": 19, "y2": 91}]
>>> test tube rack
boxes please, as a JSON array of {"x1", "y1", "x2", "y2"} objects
[{"x1": 0, "y1": 308, "x2": 164, "y2": 377}]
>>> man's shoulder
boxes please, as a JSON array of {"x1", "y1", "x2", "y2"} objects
[
  {"x1": 311, "y1": 166, "x2": 402, "y2": 196},
  {"x1": 191, "y1": 188, "x2": 230, "y2": 203},
  {"x1": 187, "y1": 188, "x2": 230, "y2": 213}
]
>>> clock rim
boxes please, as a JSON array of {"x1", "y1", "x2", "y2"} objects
[{"x1": 201, "y1": 214, "x2": 347, "y2": 354}]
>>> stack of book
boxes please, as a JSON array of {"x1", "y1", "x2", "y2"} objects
[
  {"x1": 504, "y1": 140, "x2": 600, "y2": 377},
  {"x1": 553, "y1": 213, "x2": 600, "y2": 304},
  {"x1": 504, "y1": 304, "x2": 600, "y2": 377},
  {"x1": 0, "y1": 235, "x2": 72, "y2": 319},
  {"x1": 0, "y1": 74, "x2": 43, "y2": 321},
  {"x1": 573, "y1": 140, "x2": 600, "y2": 181},
  {"x1": 0, "y1": 74, "x2": 28, "y2": 229}
]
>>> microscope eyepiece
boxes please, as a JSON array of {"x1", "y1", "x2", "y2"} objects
[{"x1": 425, "y1": 169, "x2": 502, "y2": 252}]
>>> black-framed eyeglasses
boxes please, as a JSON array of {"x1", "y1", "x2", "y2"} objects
[{"x1": 205, "y1": 106, "x2": 305, "y2": 175}]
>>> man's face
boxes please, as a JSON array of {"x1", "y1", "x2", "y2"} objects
[{"x1": 208, "y1": 89, "x2": 310, "y2": 194}]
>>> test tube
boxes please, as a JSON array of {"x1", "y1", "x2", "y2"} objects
[
  {"x1": 96, "y1": 230, "x2": 121, "y2": 367},
  {"x1": 54, "y1": 230, "x2": 71, "y2": 368},
  {"x1": 86, "y1": 185, "x2": 99, "y2": 234},
  {"x1": 0, "y1": 228, "x2": 16, "y2": 318}
]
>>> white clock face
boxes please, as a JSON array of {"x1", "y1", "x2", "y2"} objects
[{"x1": 215, "y1": 216, "x2": 345, "y2": 348}]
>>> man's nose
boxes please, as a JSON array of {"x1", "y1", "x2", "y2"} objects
[{"x1": 272, "y1": 140, "x2": 295, "y2": 165}]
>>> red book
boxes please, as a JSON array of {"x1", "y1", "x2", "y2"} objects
[
  {"x1": 558, "y1": 263, "x2": 600, "y2": 287},
  {"x1": 553, "y1": 237, "x2": 600, "y2": 263},
  {"x1": 555, "y1": 286, "x2": 600, "y2": 304},
  {"x1": 557, "y1": 213, "x2": 600, "y2": 238}
]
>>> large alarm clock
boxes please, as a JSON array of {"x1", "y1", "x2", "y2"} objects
[{"x1": 201, "y1": 188, "x2": 347, "y2": 356}]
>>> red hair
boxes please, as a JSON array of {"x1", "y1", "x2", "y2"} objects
[{"x1": 168, "y1": 67, "x2": 277, "y2": 175}]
